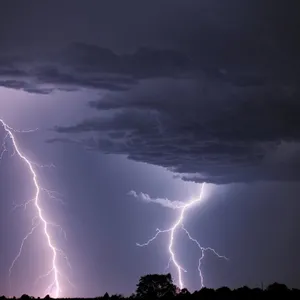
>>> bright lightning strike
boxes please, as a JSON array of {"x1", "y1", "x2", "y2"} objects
[
  {"x1": 136, "y1": 183, "x2": 228, "y2": 290},
  {"x1": 0, "y1": 118, "x2": 71, "y2": 298}
]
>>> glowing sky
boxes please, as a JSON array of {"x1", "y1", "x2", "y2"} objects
[{"x1": 1, "y1": 1, "x2": 300, "y2": 298}]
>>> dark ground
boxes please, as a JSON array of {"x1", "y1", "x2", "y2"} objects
[{"x1": 2, "y1": 281, "x2": 299, "y2": 300}]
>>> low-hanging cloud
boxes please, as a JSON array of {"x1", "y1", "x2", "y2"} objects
[
  {"x1": 49, "y1": 75, "x2": 300, "y2": 184},
  {"x1": 0, "y1": 43, "x2": 192, "y2": 93},
  {"x1": 128, "y1": 190, "x2": 185, "y2": 209}
]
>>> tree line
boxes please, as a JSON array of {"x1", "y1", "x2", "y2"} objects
[{"x1": 2, "y1": 273, "x2": 300, "y2": 300}]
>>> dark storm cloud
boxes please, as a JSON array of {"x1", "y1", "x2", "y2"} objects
[
  {"x1": 0, "y1": 43, "x2": 192, "y2": 93},
  {"x1": 0, "y1": 68, "x2": 27, "y2": 77},
  {"x1": 0, "y1": 1, "x2": 299, "y2": 93},
  {"x1": 50, "y1": 75, "x2": 300, "y2": 183},
  {"x1": 60, "y1": 43, "x2": 191, "y2": 78},
  {"x1": 0, "y1": 79, "x2": 54, "y2": 94},
  {"x1": 2, "y1": 1, "x2": 300, "y2": 183}
]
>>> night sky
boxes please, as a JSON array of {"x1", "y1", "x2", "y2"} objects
[{"x1": 1, "y1": 1, "x2": 300, "y2": 298}]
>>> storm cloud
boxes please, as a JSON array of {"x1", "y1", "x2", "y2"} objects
[
  {"x1": 0, "y1": 43, "x2": 192, "y2": 93},
  {"x1": 2, "y1": 1, "x2": 300, "y2": 184},
  {"x1": 128, "y1": 190, "x2": 185, "y2": 209},
  {"x1": 49, "y1": 73, "x2": 300, "y2": 184}
]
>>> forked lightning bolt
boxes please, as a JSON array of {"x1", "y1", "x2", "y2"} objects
[
  {"x1": 136, "y1": 183, "x2": 228, "y2": 290},
  {"x1": 0, "y1": 118, "x2": 71, "y2": 298}
]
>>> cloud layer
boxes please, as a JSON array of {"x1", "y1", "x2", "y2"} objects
[
  {"x1": 128, "y1": 190, "x2": 185, "y2": 209},
  {"x1": 2, "y1": 1, "x2": 300, "y2": 184},
  {"x1": 2, "y1": 40, "x2": 299, "y2": 184},
  {"x1": 50, "y1": 75, "x2": 300, "y2": 184},
  {"x1": 0, "y1": 43, "x2": 192, "y2": 94}
]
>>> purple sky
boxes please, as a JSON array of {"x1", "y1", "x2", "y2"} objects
[{"x1": 1, "y1": 1, "x2": 300, "y2": 298}]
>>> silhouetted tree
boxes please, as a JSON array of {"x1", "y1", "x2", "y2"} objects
[
  {"x1": 215, "y1": 287, "x2": 231, "y2": 299},
  {"x1": 177, "y1": 288, "x2": 190, "y2": 300},
  {"x1": 128, "y1": 293, "x2": 136, "y2": 300},
  {"x1": 267, "y1": 282, "x2": 289, "y2": 292},
  {"x1": 136, "y1": 273, "x2": 177, "y2": 299},
  {"x1": 110, "y1": 294, "x2": 123, "y2": 300},
  {"x1": 179, "y1": 288, "x2": 190, "y2": 296},
  {"x1": 194, "y1": 287, "x2": 215, "y2": 299}
]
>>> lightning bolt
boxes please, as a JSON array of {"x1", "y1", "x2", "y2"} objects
[
  {"x1": 136, "y1": 182, "x2": 228, "y2": 290},
  {"x1": 0, "y1": 118, "x2": 71, "y2": 298}
]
